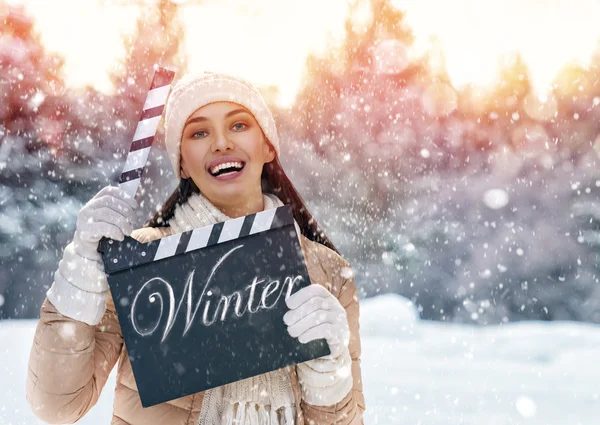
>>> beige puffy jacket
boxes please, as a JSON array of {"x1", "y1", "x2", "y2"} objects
[{"x1": 26, "y1": 226, "x2": 365, "y2": 424}]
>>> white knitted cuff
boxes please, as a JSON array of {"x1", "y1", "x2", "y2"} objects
[
  {"x1": 297, "y1": 348, "x2": 353, "y2": 406},
  {"x1": 46, "y1": 269, "x2": 108, "y2": 326},
  {"x1": 57, "y1": 242, "x2": 108, "y2": 293}
]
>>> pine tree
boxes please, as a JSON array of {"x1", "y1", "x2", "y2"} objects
[
  {"x1": 0, "y1": 3, "x2": 72, "y2": 318},
  {"x1": 0, "y1": 0, "x2": 188, "y2": 318}
]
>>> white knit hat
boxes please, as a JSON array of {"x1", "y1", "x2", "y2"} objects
[{"x1": 164, "y1": 72, "x2": 280, "y2": 179}]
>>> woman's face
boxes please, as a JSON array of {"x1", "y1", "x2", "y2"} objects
[{"x1": 180, "y1": 102, "x2": 275, "y2": 214}]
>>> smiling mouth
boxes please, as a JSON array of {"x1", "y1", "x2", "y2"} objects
[{"x1": 208, "y1": 161, "x2": 246, "y2": 177}]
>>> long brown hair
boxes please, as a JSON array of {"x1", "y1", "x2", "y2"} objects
[{"x1": 143, "y1": 156, "x2": 340, "y2": 254}]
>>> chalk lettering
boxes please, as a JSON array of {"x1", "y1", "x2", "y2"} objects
[
  {"x1": 130, "y1": 244, "x2": 304, "y2": 343},
  {"x1": 261, "y1": 279, "x2": 280, "y2": 309}
]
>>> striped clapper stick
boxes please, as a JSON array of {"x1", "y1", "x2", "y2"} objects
[
  {"x1": 97, "y1": 205, "x2": 330, "y2": 408},
  {"x1": 118, "y1": 67, "x2": 176, "y2": 198}
]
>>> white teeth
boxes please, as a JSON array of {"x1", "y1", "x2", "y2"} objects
[{"x1": 210, "y1": 161, "x2": 244, "y2": 175}]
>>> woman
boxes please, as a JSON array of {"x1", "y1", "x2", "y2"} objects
[{"x1": 26, "y1": 72, "x2": 365, "y2": 425}]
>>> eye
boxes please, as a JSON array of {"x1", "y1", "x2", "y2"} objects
[
  {"x1": 232, "y1": 122, "x2": 248, "y2": 131},
  {"x1": 191, "y1": 130, "x2": 208, "y2": 139}
]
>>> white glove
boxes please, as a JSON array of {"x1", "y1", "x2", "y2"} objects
[
  {"x1": 284, "y1": 284, "x2": 353, "y2": 406},
  {"x1": 72, "y1": 185, "x2": 138, "y2": 261},
  {"x1": 46, "y1": 185, "x2": 138, "y2": 325},
  {"x1": 284, "y1": 284, "x2": 349, "y2": 358}
]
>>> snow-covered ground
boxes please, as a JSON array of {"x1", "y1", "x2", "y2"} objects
[{"x1": 2, "y1": 294, "x2": 599, "y2": 425}]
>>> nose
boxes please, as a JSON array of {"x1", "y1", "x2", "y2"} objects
[{"x1": 211, "y1": 129, "x2": 234, "y2": 152}]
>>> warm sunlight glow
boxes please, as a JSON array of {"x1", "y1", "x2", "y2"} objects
[
  {"x1": 9, "y1": 0, "x2": 140, "y2": 92},
  {"x1": 10, "y1": 0, "x2": 600, "y2": 105},
  {"x1": 180, "y1": 0, "x2": 348, "y2": 107},
  {"x1": 400, "y1": 0, "x2": 600, "y2": 93},
  {"x1": 11, "y1": 0, "x2": 350, "y2": 107}
]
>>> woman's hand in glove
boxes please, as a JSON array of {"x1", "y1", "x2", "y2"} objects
[
  {"x1": 283, "y1": 284, "x2": 354, "y2": 406},
  {"x1": 283, "y1": 284, "x2": 350, "y2": 359},
  {"x1": 72, "y1": 185, "x2": 138, "y2": 261},
  {"x1": 47, "y1": 185, "x2": 138, "y2": 325}
]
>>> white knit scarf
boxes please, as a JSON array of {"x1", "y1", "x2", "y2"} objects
[{"x1": 168, "y1": 190, "x2": 296, "y2": 425}]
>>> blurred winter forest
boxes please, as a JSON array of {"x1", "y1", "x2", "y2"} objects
[{"x1": 2, "y1": 0, "x2": 600, "y2": 324}]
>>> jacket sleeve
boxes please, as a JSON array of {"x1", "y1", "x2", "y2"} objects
[
  {"x1": 25, "y1": 227, "x2": 168, "y2": 424},
  {"x1": 25, "y1": 296, "x2": 123, "y2": 424},
  {"x1": 300, "y1": 255, "x2": 366, "y2": 425}
]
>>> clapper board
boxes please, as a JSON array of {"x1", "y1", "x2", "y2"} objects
[{"x1": 97, "y1": 204, "x2": 330, "y2": 408}]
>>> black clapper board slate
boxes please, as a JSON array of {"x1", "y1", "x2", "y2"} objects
[{"x1": 97, "y1": 205, "x2": 330, "y2": 408}]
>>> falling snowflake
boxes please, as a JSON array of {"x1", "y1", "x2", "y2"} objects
[
  {"x1": 340, "y1": 267, "x2": 354, "y2": 279},
  {"x1": 29, "y1": 91, "x2": 46, "y2": 110},
  {"x1": 372, "y1": 39, "x2": 409, "y2": 75},
  {"x1": 58, "y1": 322, "x2": 77, "y2": 340},
  {"x1": 515, "y1": 396, "x2": 537, "y2": 418},
  {"x1": 483, "y1": 189, "x2": 509, "y2": 210}
]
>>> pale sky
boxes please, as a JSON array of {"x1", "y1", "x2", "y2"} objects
[{"x1": 8, "y1": 0, "x2": 600, "y2": 106}]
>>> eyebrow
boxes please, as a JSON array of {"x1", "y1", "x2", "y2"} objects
[{"x1": 183, "y1": 108, "x2": 249, "y2": 130}]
